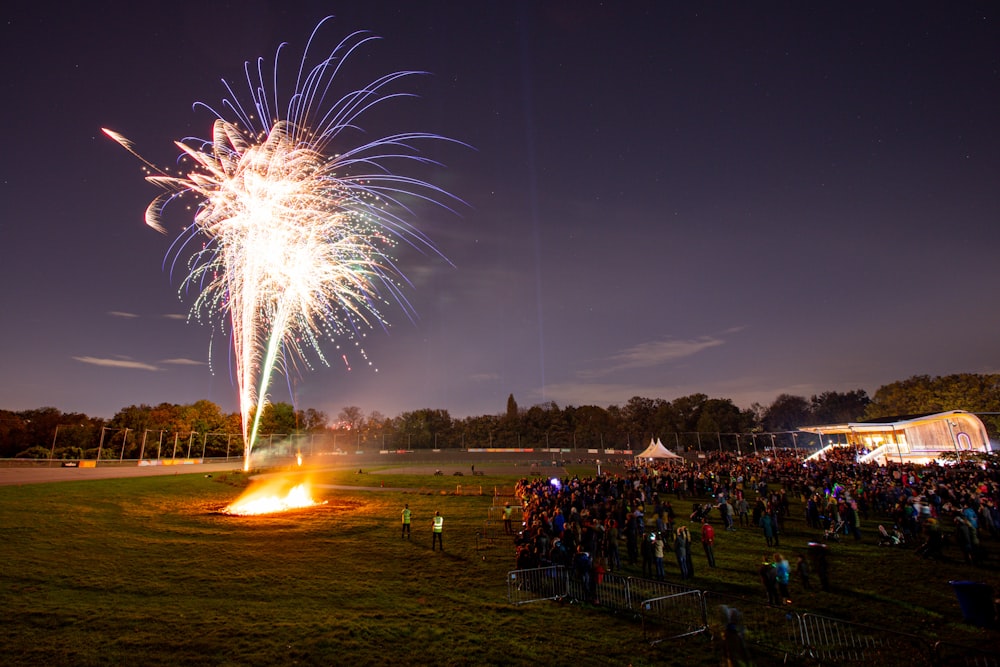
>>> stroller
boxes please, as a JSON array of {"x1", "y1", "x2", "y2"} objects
[
  {"x1": 690, "y1": 503, "x2": 712, "y2": 522},
  {"x1": 823, "y1": 519, "x2": 845, "y2": 542}
]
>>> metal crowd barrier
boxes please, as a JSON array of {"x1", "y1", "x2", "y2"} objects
[
  {"x1": 799, "y1": 613, "x2": 935, "y2": 666},
  {"x1": 507, "y1": 565, "x2": 568, "y2": 605},
  {"x1": 628, "y1": 577, "x2": 699, "y2": 608},
  {"x1": 486, "y1": 505, "x2": 524, "y2": 523},
  {"x1": 702, "y1": 591, "x2": 806, "y2": 663},
  {"x1": 493, "y1": 490, "x2": 518, "y2": 505},
  {"x1": 640, "y1": 590, "x2": 709, "y2": 643},
  {"x1": 505, "y1": 566, "x2": 988, "y2": 665},
  {"x1": 593, "y1": 572, "x2": 632, "y2": 613},
  {"x1": 933, "y1": 640, "x2": 1000, "y2": 667},
  {"x1": 476, "y1": 520, "x2": 516, "y2": 551}
]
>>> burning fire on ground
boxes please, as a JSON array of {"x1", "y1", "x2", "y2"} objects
[{"x1": 222, "y1": 477, "x2": 326, "y2": 516}]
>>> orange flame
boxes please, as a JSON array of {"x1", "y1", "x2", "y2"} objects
[{"x1": 223, "y1": 481, "x2": 324, "y2": 516}]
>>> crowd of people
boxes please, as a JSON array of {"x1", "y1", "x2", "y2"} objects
[{"x1": 510, "y1": 446, "x2": 998, "y2": 603}]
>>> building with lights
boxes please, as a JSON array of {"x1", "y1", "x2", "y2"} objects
[{"x1": 796, "y1": 410, "x2": 993, "y2": 465}]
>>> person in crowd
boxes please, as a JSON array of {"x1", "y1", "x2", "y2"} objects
[
  {"x1": 759, "y1": 555, "x2": 780, "y2": 605},
  {"x1": 796, "y1": 553, "x2": 812, "y2": 591},
  {"x1": 640, "y1": 530, "x2": 655, "y2": 578},
  {"x1": 760, "y1": 512, "x2": 776, "y2": 547},
  {"x1": 701, "y1": 516, "x2": 716, "y2": 567},
  {"x1": 773, "y1": 552, "x2": 791, "y2": 604},
  {"x1": 737, "y1": 496, "x2": 750, "y2": 528},
  {"x1": 605, "y1": 517, "x2": 621, "y2": 571},
  {"x1": 675, "y1": 526, "x2": 691, "y2": 579},
  {"x1": 683, "y1": 525, "x2": 695, "y2": 578},
  {"x1": 716, "y1": 496, "x2": 731, "y2": 531},
  {"x1": 652, "y1": 531, "x2": 666, "y2": 580}
]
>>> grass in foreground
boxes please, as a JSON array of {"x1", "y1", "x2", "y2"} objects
[{"x1": 0, "y1": 466, "x2": 997, "y2": 666}]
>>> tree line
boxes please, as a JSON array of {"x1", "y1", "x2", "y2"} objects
[{"x1": 2, "y1": 373, "x2": 998, "y2": 459}]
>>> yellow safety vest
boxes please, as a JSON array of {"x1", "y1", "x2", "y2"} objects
[
  {"x1": 402, "y1": 509, "x2": 411, "y2": 524},
  {"x1": 433, "y1": 515, "x2": 443, "y2": 532}
]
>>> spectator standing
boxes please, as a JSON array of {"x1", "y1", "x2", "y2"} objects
[
  {"x1": 738, "y1": 496, "x2": 750, "y2": 528},
  {"x1": 675, "y1": 526, "x2": 691, "y2": 579},
  {"x1": 605, "y1": 518, "x2": 621, "y2": 572},
  {"x1": 759, "y1": 556, "x2": 780, "y2": 605},
  {"x1": 641, "y1": 530, "x2": 655, "y2": 578},
  {"x1": 625, "y1": 513, "x2": 639, "y2": 565},
  {"x1": 720, "y1": 498, "x2": 735, "y2": 531},
  {"x1": 808, "y1": 542, "x2": 830, "y2": 592},
  {"x1": 796, "y1": 553, "x2": 812, "y2": 590},
  {"x1": 701, "y1": 517, "x2": 717, "y2": 567},
  {"x1": 653, "y1": 532, "x2": 666, "y2": 580},
  {"x1": 684, "y1": 526, "x2": 695, "y2": 577},
  {"x1": 845, "y1": 501, "x2": 862, "y2": 541},
  {"x1": 761, "y1": 513, "x2": 776, "y2": 547},
  {"x1": 774, "y1": 553, "x2": 791, "y2": 604},
  {"x1": 573, "y1": 545, "x2": 593, "y2": 600}
]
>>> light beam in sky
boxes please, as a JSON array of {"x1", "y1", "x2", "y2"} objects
[{"x1": 104, "y1": 17, "x2": 464, "y2": 471}]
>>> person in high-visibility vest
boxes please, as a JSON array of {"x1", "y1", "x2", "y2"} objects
[
  {"x1": 432, "y1": 511, "x2": 444, "y2": 551},
  {"x1": 401, "y1": 504, "x2": 412, "y2": 539}
]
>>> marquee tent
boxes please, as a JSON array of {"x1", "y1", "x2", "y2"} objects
[{"x1": 635, "y1": 438, "x2": 684, "y2": 462}]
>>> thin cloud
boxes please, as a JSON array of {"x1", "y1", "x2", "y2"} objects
[
  {"x1": 73, "y1": 356, "x2": 160, "y2": 371},
  {"x1": 108, "y1": 311, "x2": 140, "y2": 319},
  {"x1": 581, "y1": 336, "x2": 726, "y2": 379},
  {"x1": 162, "y1": 314, "x2": 187, "y2": 320},
  {"x1": 160, "y1": 358, "x2": 207, "y2": 366}
]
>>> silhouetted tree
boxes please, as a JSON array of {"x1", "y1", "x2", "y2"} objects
[{"x1": 763, "y1": 394, "x2": 811, "y2": 431}]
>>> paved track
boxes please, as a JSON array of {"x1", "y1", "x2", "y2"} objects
[
  {"x1": 0, "y1": 461, "x2": 245, "y2": 486},
  {"x1": 0, "y1": 451, "x2": 602, "y2": 486}
]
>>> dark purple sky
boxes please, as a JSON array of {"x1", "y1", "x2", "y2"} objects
[{"x1": 2, "y1": 2, "x2": 998, "y2": 420}]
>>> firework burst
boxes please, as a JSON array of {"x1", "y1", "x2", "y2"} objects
[{"x1": 105, "y1": 17, "x2": 464, "y2": 470}]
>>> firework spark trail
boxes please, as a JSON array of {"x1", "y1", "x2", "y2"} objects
[{"x1": 104, "y1": 17, "x2": 465, "y2": 470}]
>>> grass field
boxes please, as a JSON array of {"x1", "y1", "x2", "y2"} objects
[{"x1": 0, "y1": 464, "x2": 997, "y2": 666}]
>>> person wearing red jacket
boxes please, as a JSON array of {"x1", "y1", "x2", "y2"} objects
[{"x1": 701, "y1": 517, "x2": 717, "y2": 567}]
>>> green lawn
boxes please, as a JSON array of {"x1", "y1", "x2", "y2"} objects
[{"x1": 0, "y1": 467, "x2": 996, "y2": 666}]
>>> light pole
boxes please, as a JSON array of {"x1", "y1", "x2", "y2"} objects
[
  {"x1": 96, "y1": 427, "x2": 109, "y2": 463},
  {"x1": 50, "y1": 424, "x2": 83, "y2": 462},
  {"x1": 119, "y1": 428, "x2": 130, "y2": 461},
  {"x1": 139, "y1": 430, "x2": 150, "y2": 461}
]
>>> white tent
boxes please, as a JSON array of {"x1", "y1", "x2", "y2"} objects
[{"x1": 635, "y1": 438, "x2": 684, "y2": 462}]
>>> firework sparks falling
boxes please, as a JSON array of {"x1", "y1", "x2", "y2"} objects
[{"x1": 104, "y1": 18, "x2": 464, "y2": 471}]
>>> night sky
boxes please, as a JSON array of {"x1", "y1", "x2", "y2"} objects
[{"x1": 2, "y1": 2, "x2": 998, "y2": 421}]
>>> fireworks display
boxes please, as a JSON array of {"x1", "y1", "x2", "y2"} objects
[{"x1": 105, "y1": 18, "x2": 462, "y2": 470}]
